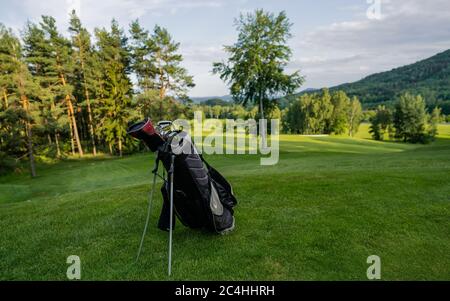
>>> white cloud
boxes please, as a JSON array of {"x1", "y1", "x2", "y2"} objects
[
  {"x1": 293, "y1": 0, "x2": 450, "y2": 88},
  {"x1": 2, "y1": 0, "x2": 449, "y2": 96},
  {"x1": 4, "y1": 0, "x2": 226, "y2": 34}
]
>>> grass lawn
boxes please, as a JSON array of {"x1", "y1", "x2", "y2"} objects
[{"x1": 0, "y1": 124, "x2": 449, "y2": 280}]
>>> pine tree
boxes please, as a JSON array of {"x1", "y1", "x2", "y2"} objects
[
  {"x1": 23, "y1": 20, "x2": 68, "y2": 157},
  {"x1": 129, "y1": 19, "x2": 156, "y2": 92},
  {"x1": 151, "y1": 25, "x2": 195, "y2": 99},
  {"x1": 95, "y1": 20, "x2": 133, "y2": 157},
  {"x1": 69, "y1": 10, "x2": 97, "y2": 155},
  {"x1": 41, "y1": 16, "x2": 84, "y2": 156},
  {"x1": 0, "y1": 24, "x2": 37, "y2": 176}
]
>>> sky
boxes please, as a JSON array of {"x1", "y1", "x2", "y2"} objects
[{"x1": 1, "y1": 0, "x2": 450, "y2": 97}]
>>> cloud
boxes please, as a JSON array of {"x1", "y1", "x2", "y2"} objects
[
  {"x1": 2, "y1": 0, "x2": 449, "y2": 96},
  {"x1": 293, "y1": 0, "x2": 450, "y2": 88},
  {"x1": 179, "y1": 42, "x2": 229, "y2": 96},
  {"x1": 2, "y1": 0, "x2": 226, "y2": 34}
]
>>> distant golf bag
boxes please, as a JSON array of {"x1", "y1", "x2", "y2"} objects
[{"x1": 127, "y1": 119, "x2": 237, "y2": 274}]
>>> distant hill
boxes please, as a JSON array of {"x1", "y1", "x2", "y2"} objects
[
  {"x1": 190, "y1": 95, "x2": 233, "y2": 104},
  {"x1": 281, "y1": 49, "x2": 450, "y2": 113},
  {"x1": 277, "y1": 88, "x2": 318, "y2": 108},
  {"x1": 332, "y1": 49, "x2": 450, "y2": 109}
]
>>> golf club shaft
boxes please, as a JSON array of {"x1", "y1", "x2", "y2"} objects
[{"x1": 168, "y1": 155, "x2": 175, "y2": 276}]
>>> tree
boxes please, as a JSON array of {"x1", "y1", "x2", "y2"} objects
[
  {"x1": 151, "y1": 25, "x2": 195, "y2": 99},
  {"x1": 23, "y1": 21, "x2": 65, "y2": 157},
  {"x1": 129, "y1": 19, "x2": 155, "y2": 92},
  {"x1": 0, "y1": 24, "x2": 37, "y2": 176},
  {"x1": 212, "y1": 105, "x2": 222, "y2": 118},
  {"x1": 34, "y1": 16, "x2": 84, "y2": 156},
  {"x1": 213, "y1": 9, "x2": 303, "y2": 122},
  {"x1": 348, "y1": 96, "x2": 363, "y2": 137},
  {"x1": 314, "y1": 89, "x2": 333, "y2": 134},
  {"x1": 230, "y1": 104, "x2": 248, "y2": 119},
  {"x1": 69, "y1": 10, "x2": 97, "y2": 155},
  {"x1": 135, "y1": 89, "x2": 185, "y2": 121},
  {"x1": 2, "y1": 14, "x2": 203, "y2": 165},
  {"x1": 329, "y1": 91, "x2": 350, "y2": 135},
  {"x1": 428, "y1": 107, "x2": 441, "y2": 139},
  {"x1": 283, "y1": 89, "x2": 333, "y2": 135},
  {"x1": 95, "y1": 20, "x2": 133, "y2": 157},
  {"x1": 393, "y1": 94, "x2": 428, "y2": 143},
  {"x1": 369, "y1": 105, "x2": 393, "y2": 141}
]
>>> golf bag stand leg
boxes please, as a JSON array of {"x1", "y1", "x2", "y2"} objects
[
  {"x1": 136, "y1": 151, "x2": 160, "y2": 261},
  {"x1": 168, "y1": 154, "x2": 175, "y2": 276}
]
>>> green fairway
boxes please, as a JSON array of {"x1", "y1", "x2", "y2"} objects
[{"x1": 0, "y1": 125, "x2": 449, "y2": 280}]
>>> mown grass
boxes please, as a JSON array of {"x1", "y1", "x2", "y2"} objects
[{"x1": 0, "y1": 125, "x2": 449, "y2": 280}]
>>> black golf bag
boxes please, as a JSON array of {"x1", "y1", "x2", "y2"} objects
[{"x1": 128, "y1": 119, "x2": 237, "y2": 234}]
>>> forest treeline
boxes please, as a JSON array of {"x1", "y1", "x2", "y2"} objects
[
  {"x1": 332, "y1": 49, "x2": 450, "y2": 112},
  {"x1": 0, "y1": 9, "x2": 447, "y2": 177},
  {"x1": 0, "y1": 11, "x2": 202, "y2": 175},
  {"x1": 281, "y1": 89, "x2": 442, "y2": 144}
]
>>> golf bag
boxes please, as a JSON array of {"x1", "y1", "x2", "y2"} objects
[{"x1": 128, "y1": 119, "x2": 237, "y2": 234}]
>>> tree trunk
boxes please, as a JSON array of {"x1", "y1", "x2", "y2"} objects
[
  {"x1": 22, "y1": 96, "x2": 36, "y2": 178},
  {"x1": 67, "y1": 109, "x2": 76, "y2": 156},
  {"x1": 109, "y1": 142, "x2": 113, "y2": 155},
  {"x1": 60, "y1": 73, "x2": 84, "y2": 156},
  {"x1": 259, "y1": 94, "x2": 267, "y2": 148},
  {"x1": 55, "y1": 133, "x2": 61, "y2": 158},
  {"x1": 78, "y1": 36, "x2": 97, "y2": 156},
  {"x1": 84, "y1": 88, "x2": 97, "y2": 156},
  {"x1": 349, "y1": 112, "x2": 354, "y2": 137},
  {"x1": 65, "y1": 95, "x2": 83, "y2": 156},
  {"x1": 158, "y1": 53, "x2": 166, "y2": 99},
  {"x1": 118, "y1": 138, "x2": 123, "y2": 157},
  {"x1": 15, "y1": 61, "x2": 36, "y2": 177},
  {"x1": 159, "y1": 86, "x2": 166, "y2": 99},
  {"x1": 2, "y1": 89, "x2": 8, "y2": 109}
]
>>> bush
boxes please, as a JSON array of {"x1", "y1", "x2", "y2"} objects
[
  {"x1": 369, "y1": 106, "x2": 393, "y2": 141},
  {"x1": 393, "y1": 94, "x2": 434, "y2": 144}
]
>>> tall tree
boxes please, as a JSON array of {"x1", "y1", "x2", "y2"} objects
[
  {"x1": 393, "y1": 94, "x2": 429, "y2": 143},
  {"x1": 40, "y1": 16, "x2": 84, "y2": 156},
  {"x1": 151, "y1": 25, "x2": 195, "y2": 99},
  {"x1": 369, "y1": 105, "x2": 393, "y2": 141},
  {"x1": 283, "y1": 89, "x2": 333, "y2": 135},
  {"x1": 329, "y1": 90, "x2": 350, "y2": 135},
  {"x1": 347, "y1": 96, "x2": 363, "y2": 137},
  {"x1": 428, "y1": 107, "x2": 441, "y2": 139},
  {"x1": 95, "y1": 20, "x2": 133, "y2": 157},
  {"x1": 213, "y1": 9, "x2": 303, "y2": 121},
  {"x1": 129, "y1": 19, "x2": 155, "y2": 92},
  {"x1": 69, "y1": 10, "x2": 97, "y2": 156},
  {"x1": 0, "y1": 24, "x2": 37, "y2": 176}
]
